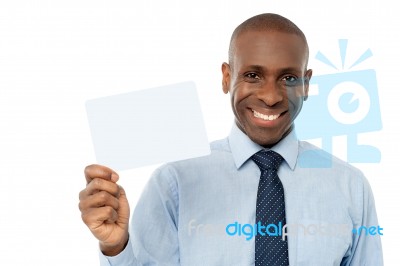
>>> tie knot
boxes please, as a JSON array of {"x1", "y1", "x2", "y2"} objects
[{"x1": 251, "y1": 150, "x2": 283, "y2": 171}]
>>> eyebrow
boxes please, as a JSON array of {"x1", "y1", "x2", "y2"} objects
[{"x1": 243, "y1": 65, "x2": 303, "y2": 75}]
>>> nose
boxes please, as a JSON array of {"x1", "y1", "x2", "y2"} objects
[{"x1": 256, "y1": 80, "x2": 284, "y2": 107}]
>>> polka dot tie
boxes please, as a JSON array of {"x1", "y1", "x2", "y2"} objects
[{"x1": 252, "y1": 150, "x2": 289, "y2": 266}]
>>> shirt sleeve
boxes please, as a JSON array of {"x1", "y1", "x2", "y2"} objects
[
  {"x1": 99, "y1": 237, "x2": 139, "y2": 266},
  {"x1": 341, "y1": 174, "x2": 384, "y2": 266},
  {"x1": 99, "y1": 164, "x2": 180, "y2": 266}
]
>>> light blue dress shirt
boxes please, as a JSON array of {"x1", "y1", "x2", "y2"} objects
[{"x1": 99, "y1": 124, "x2": 383, "y2": 266}]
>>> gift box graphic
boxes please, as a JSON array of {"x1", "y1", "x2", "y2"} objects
[{"x1": 295, "y1": 39, "x2": 382, "y2": 167}]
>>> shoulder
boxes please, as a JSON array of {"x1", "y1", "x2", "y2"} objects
[
  {"x1": 298, "y1": 140, "x2": 364, "y2": 177},
  {"x1": 298, "y1": 140, "x2": 374, "y2": 208},
  {"x1": 297, "y1": 140, "x2": 370, "y2": 195},
  {"x1": 150, "y1": 137, "x2": 234, "y2": 180}
]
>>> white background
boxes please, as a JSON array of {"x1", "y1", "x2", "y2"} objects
[{"x1": 0, "y1": 0, "x2": 398, "y2": 265}]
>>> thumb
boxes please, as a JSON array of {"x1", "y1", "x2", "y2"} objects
[{"x1": 84, "y1": 164, "x2": 119, "y2": 184}]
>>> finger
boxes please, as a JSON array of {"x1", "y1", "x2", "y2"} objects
[
  {"x1": 114, "y1": 185, "x2": 130, "y2": 222},
  {"x1": 79, "y1": 190, "x2": 120, "y2": 211},
  {"x1": 118, "y1": 185, "x2": 127, "y2": 199},
  {"x1": 81, "y1": 206, "x2": 119, "y2": 227},
  {"x1": 83, "y1": 178, "x2": 120, "y2": 198},
  {"x1": 84, "y1": 164, "x2": 119, "y2": 184}
]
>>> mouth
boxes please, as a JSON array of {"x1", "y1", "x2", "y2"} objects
[{"x1": 251, "y1": 109, "x2": 283, "y2": 121}]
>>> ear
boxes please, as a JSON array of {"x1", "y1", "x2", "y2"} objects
[
  {"x1": 303, "y1": 69, "x2": 313, "y2": 101},
  {"x1": 221, "y1": 62, "x2": 231, "y2": 94}
]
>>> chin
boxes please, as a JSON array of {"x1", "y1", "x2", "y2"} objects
[
  {"x1": 246, "y1": 131, "x2": 281, "y2": 147},
  {"x1": 256, "y1": 137, "x2": 281, "y2": 147},
  {"x1": 236, "y1": 119, "x2": 288, "y2": 147}
]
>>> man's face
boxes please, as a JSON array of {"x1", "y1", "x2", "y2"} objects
[{"x1": 222, "y1": 30, "x2": 312, "y2": 147}]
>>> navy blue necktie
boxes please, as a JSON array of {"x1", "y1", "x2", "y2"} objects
[{"x1": 252, "y1": 150, "x2": 289, "y2": 266}]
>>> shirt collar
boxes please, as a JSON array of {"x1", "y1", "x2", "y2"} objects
[{"x1": 228, "y1": 123, "x2": 298, "y2": 170}]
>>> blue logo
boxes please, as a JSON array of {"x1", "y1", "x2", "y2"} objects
[
  {"x1": 225, "y1": 221, "x2": 383, "y2": 241},
  {"x1": 352, "y1": 225, "x2": 383, "y2": 236},
  {"x1": 295, "y1": 39, "x2": 382, "y2": 167},
  {"x1": 226, "y1": 221, "x2": 285, "y2": 241}
]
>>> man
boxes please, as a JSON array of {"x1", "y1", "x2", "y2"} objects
[{"x1": 79, "y1": 13, "x2": 383, "y2": 265}]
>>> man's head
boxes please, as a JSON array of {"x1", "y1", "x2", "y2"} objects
[{"x1": 222, "y1": 13, "x2": 312, "y2": 147}]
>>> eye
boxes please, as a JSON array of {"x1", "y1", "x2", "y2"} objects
[
  {"x1": 282, "y1": 75, "x2": 300, "y2": 87},
  {"x1": 244, "y1": 72, "x2": 260, "y2": 80}
]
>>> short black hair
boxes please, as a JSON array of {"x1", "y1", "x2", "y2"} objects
[{"x1": 228, "y1": 13, "x2": 309, "y2": 66}]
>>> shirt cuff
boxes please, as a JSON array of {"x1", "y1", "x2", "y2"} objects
[{"x1": 99, "y1": 237, "x2": 136, "y2": 266}]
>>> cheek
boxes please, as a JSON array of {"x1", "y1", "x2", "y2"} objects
[
  {"x1": 230, "y1": 86, "x2": 248, "y2": 111},
  {"x1": 231, "y1": 83, "x2": 254, "y2": 106},
  {"x1": 287, "y1": 92, "x2": 304, "y2": 120}
]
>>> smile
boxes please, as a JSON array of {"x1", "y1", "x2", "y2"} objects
[{"x1": 252, "y1": 109, "x2": 281, "y2": 121}]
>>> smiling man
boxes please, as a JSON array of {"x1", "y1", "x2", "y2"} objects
[
  {"x1": 222, "y1": 23, "x2": 312, "y2": 147},
  {"x1": 79, "y1": 13, "x2": 383, "y2": 265}
]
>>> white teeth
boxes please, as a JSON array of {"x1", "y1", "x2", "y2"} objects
[{"x1": 252, "y1": 110, "x2": 280, "y2": 121}]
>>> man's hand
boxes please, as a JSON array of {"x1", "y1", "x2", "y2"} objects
[{"x1": 79, "y1": 164, "x2": 130, "y2": 256}]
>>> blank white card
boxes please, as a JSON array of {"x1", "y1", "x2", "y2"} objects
[{"x1": 86, "y1": 81, "x2": 211, "y2": 171}]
